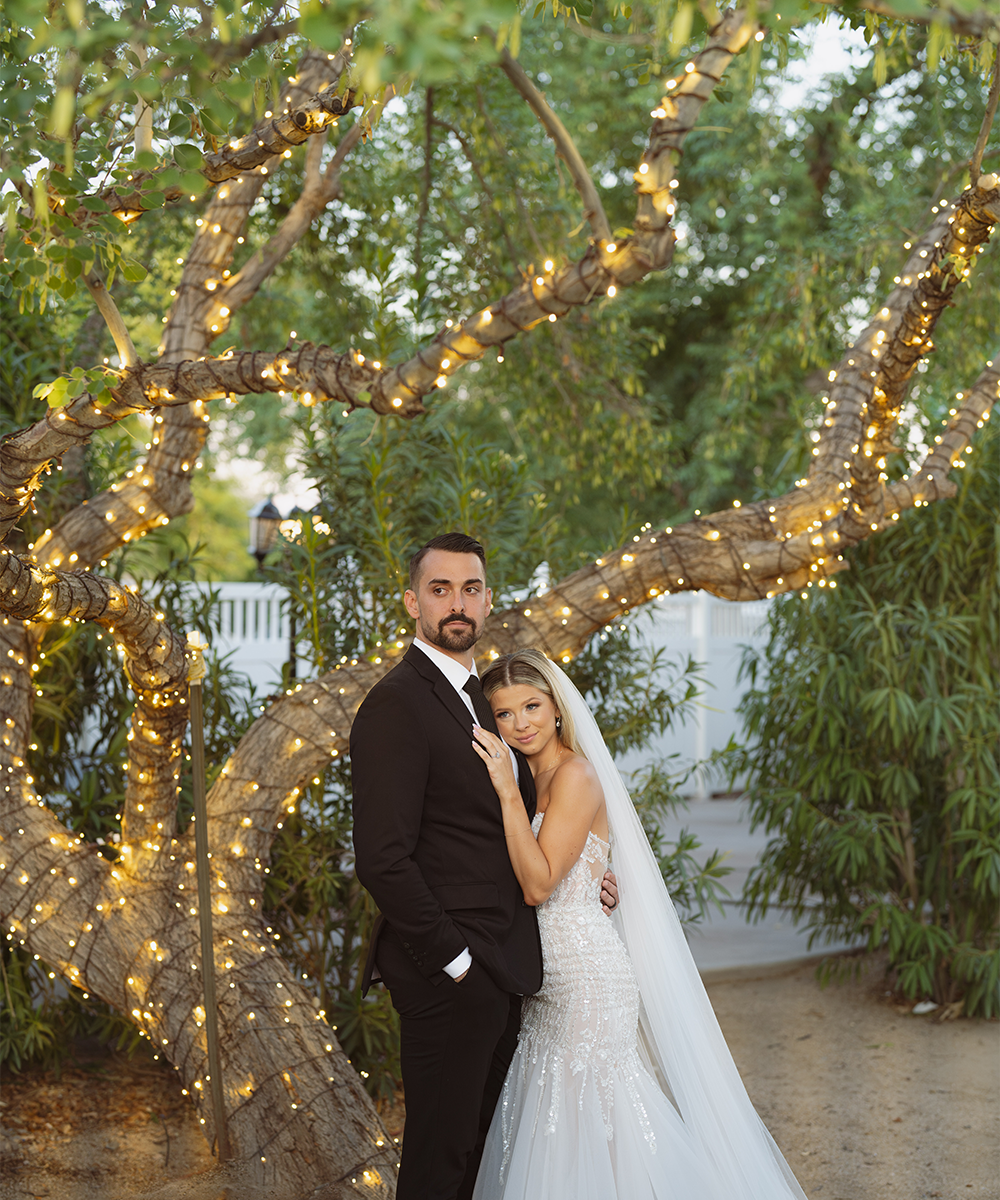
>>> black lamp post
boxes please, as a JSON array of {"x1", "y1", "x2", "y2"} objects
[
  {"x1": 247, "y1": 496, "x2": 283, "y2": 568},
  {"x1": 247, "y1": 496, "x2": 298, "y2": 680}
]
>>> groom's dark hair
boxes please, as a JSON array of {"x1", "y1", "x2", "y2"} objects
[{"x1": 409, "y1": 532, "x2": 486, "y2": 590}]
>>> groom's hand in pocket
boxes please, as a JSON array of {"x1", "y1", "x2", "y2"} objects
[
  {"x1": 455, "y1": 967, "x2": 470, "y2": 982},
  {"x1": 601, "y1": 870, "x2": 619, "y2": 915}
]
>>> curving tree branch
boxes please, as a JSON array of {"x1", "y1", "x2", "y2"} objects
[
  {"x1": 496, "y1": 44, "x2": 612, "y2": 244},
  {"x1": 221, "y1": 90, "x2": 389, "y2": 317},
  {"x1": 0, "y1": 11, "x2": 757, "y2": 566},
  {"x1": 4, "y1": 181, "x2": 995, "y2": 575},
  {"x1": 903, "y1": 356, "x2": 998, "y2": 484},
  {"x1": 472, "y1": 358, "x2": 997, "y2": 662},
  {"x1": 811, "y1": 175, "x2": 1000, "y2": 512},
  {"x1": 815, "y1": 0, "x2": 1000, "y2": 37},
  {"x1": 0, "y1": 547, "x2": 190, "y2": 854},
  {"x1": 970, "y1": 50, "x2": 1000, "y2": 184},
  {"x1": 0, "y1": 755, "x2": 394, "y2": 1195},
  {"x1": 82, "y1": 270, "x2": 138, "y2": 369},
  {"x1": 99, "y1": 40, "x2": 359, "y2": 223}
]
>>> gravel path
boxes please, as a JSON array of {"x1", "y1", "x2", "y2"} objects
[{"x1": 1, "y1": 955, "x2": 996, "y2": 1200}]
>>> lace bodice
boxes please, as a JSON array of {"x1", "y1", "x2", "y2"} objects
[
  {"x1": 493, "y1": 810, "x2": 651, "y2": 1165},
  {"x1": 524, "y1": 812, "x2": 638, "y2": 1076}
]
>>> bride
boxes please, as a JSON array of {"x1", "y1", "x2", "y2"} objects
[{"x1": 469, "y1": 648, "x2": 808, "y2": 1200}]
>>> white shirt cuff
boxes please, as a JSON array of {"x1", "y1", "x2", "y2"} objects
[{"x1": 442, "y1": 947, "x2": 472, "y2": 979}]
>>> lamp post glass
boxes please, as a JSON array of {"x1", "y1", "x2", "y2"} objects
[{"x1": 247, "y1": 497, "x2": 283, "y2": 566}]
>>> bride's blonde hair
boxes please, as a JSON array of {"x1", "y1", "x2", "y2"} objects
[{"x1": 480, "y1": 648, "x2": 584, "y2": 757}]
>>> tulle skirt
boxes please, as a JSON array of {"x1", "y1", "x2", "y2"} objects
[{"x1": 472, "y1": 1031, "x2": 729, "y2": 1200}]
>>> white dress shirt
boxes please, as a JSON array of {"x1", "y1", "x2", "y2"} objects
[{"x1": 411, "y1": 637, "x2": 518, "y2": 979}]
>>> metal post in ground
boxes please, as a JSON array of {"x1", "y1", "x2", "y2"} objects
[{"x1": 186, "y1": 630, "x2": 232, "y2": 1162}]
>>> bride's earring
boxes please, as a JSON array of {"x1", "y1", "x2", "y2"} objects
[{"x1": 555, "y1": 715, "x2": 563, "y2": 732}]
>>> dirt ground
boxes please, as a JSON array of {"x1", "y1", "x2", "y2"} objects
[
  {"x1": 1, "y1": 955, "x2": 996, "y2": 1200},
  {"x1": 704, "y1": 958, "x2": 999, "y2": 1200}
]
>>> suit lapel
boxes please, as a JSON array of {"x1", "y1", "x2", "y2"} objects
[{"x1": 403, "y1": 645, "x2": 474, "y2": 738}]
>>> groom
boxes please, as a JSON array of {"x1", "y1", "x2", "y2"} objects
[{"x1": 351, "y1": 532, "x2": 615, "y2": 1200}]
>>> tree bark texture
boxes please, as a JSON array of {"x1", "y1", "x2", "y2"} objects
[{"x1": 2, "y1": 11, "x2": 999, "y2": 1198}]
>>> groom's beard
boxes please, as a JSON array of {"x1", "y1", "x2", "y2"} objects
[{"x1": 423, "y1": 614, "x2": 480, "y2": 654}]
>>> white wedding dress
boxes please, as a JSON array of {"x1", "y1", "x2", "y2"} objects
[
  {"x1": 473, "y1": 813, "x2": 728, "y2": 1200},
  {"x1": 472, "y1": 661, "x2": 808, "y2": 1200}
]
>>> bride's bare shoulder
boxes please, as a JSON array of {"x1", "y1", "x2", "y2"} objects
[{"x1": 551, "y1": 752, "x2": 601, "y2": 793}]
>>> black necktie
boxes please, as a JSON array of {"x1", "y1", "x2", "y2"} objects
[{"x1": 463, "y1": 676, "x2": 500, "y2": 736}]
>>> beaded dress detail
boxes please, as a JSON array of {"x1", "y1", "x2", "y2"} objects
[{"x1": 473, "y1": 813, "x2": 728, "y2": 1200}]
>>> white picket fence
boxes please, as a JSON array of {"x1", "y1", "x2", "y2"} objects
[{"x1": 185, "y1": 582, "x2": 293, "y2": 696}]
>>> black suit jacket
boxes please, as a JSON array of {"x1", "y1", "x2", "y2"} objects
[{"x1": 351, "y1": 645, "x2": 542, "y2": 997}]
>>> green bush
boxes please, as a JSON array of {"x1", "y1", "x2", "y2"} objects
[{"x1": 731, "y1": 420, "x2": 999, "y2": 1015}]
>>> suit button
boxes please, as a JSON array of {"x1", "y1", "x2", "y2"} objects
[{"x1": 403, "y1": 941, "x2": 411, "y2": 948}]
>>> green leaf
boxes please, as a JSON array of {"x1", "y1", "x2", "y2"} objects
[
  {"x1": 180, "y1": 171, "x2": 208, "y2": 196},
  {"x1": 509, "y1": 12, "x2": 522, "y2": 59},
  {"x1": 40, "y1": 377, "x2": 72, "y2": 408},
  {"x1": 299, "y1": 9, "x2": 347, "y2": 52},
  {"x1": 132, "y1": 74, "x2": 160, "y2": 102},
  {"x1": 873, "y1": 42, "x2": 887, "y2": 89},
  {"x1": 173, "y1": 143, "x2": 203, "y2": 171},
  {"x1": 120, "y1": 259, "x2": 147, "y2": 282},
  {"x1": 48, "y1": 86, "x2": 76, "y2": 138},
  {"x1": 670, "y1": 0, "x2": 694, "y2": 56}
]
